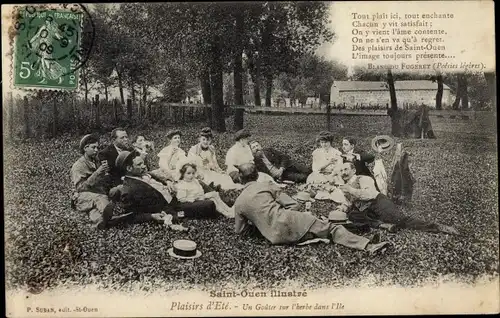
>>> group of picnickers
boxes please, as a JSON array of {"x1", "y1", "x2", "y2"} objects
[{"x1": 70, "y1": 126, "x2": 458, "y2": 258}]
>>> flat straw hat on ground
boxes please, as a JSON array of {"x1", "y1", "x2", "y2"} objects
[
  {"x1": 292, "y1": 191, "x2": 316, "y2": 203},
  {"x1": 168, "y1": 239, "x2": 202, "y2": 259},
  {"x1": 371, "y1": 135, "x2": 395, "y2": 153}
]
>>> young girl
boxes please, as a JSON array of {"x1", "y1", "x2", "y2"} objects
[
  {"x1": 176, "y1": 162, "x2": 234, "y2": 218},
  {"x1": 158, "y1": 130, "x2": 187, "y2": 180}
]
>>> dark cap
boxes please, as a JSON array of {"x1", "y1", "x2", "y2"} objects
[{"x1": 79, "y1": 134, "x2": 99, "y2": 153}]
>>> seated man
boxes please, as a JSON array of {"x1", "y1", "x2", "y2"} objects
[
  {"x1": 233, "y1": 163, "x2": 389, "y2": 253},
  {"x1": 99, "y1": 127, "x2": 134, "y2": 189},
  {"x1": 250, "y1": 141, "x2": 312, "y2": 184},
  {"x1": 70, "y1": 134, "x2": 115, "y2": 229},
  {"x1": 337, "y1": 162, "x2": 459, "y2": 234},
  {"x1": 111, "y1": 151, "x2": 218, "y2": 223}
]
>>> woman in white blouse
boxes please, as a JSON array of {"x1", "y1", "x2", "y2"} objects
[
  {"x1": 157, "y1": 130, "x2": 187, "y2": 180},
  {"x1": 187, "y1": 127, "x2": 242, "y2": 190},
  {"x1": 306, "y1": 131, "x2": 344, "y2": 185}
]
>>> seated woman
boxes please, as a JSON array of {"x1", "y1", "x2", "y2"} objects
[
  {"x1": 225, "y1": 129, "x2": 278, "y2": 185},
  {"x1": 133, "y1": 135, "x2": 155, "y2": 169},
  {"x1": 307, "y1": 131, "x2": 344, "y2": 185},
  {"x1": 187, "y1": 127, "x2": 242, "y2": 190},
  {"x1": 176, "y1": 162, "x2": 234, "y2": 218},
  {"x1": 157, "y1": 130, "x2": 187, "y2": 180}
]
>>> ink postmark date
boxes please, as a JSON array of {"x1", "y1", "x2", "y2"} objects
[{"x1": 12, "y1": 4, "x2": 94, "y2": 90}]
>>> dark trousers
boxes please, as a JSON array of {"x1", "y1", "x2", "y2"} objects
[
  {"x1": 282, "y1": 163, "x2": 312, "y2": 183},
  {"x1": 348, "y1": 194, "x2": 441, "y2": 232},
  {"x1": 174, "y1": 199, "x2": 218, "y2": 219}
]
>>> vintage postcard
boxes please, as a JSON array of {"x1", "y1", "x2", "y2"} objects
[{"x1": 3, "y1": 1, "x2": 498, "y2": 316}]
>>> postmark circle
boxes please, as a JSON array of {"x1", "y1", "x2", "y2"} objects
[{"x1": 15, "y1": 3, "x2": 94, "y2": 78}]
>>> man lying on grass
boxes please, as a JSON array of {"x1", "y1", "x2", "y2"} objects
[
  {"x1": 336, "y1": 162, "x2": 459, "y2": 235},
  {"x1": 233, "y1": 163, "x2": 390, "y2": 254},
  {"x1": 108, "y1": 150, "x2": 218, "y2": 226}
]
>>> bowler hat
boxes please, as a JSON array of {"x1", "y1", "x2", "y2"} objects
[
  {"x1": 166, "y1": 129, "x2": 182, "y2": 140},
  {"x1": 115, "y1": 150, "x2": 137, "y2": 170},
  {"x1": 371, "y1": 135, "x2": 395, "y2": 152},
  {"x1": 79, "y1": 134, "x2": 99, "y2": 153},
  {"x1": 234, "y1": 129, "x2": 251, "y2": 141},
  {"x1": 167, "y1": 239, "x2": 202, "y2": 259}
]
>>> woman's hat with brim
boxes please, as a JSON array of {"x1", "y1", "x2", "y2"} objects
[
  {"x1": 371, "y1": 135, "x2": 395, "y2": 153},
  {"x1": 234, "y1": 129, "x2": 251, "y2": 141},
  {"x1": 316, "y1": 131, "x2": 334, "y2": 143},
  {"x1": 168, "y1": 239, "x2": 202, "y2": 259},
  {"x1": 199, "y1": 127, "x2": 214, "y2": 139},
  {"x1": 79, "y1": 134, "x2": 99, "y2": 153},
  {"x1": 166, "y1": 129, "x2": 182, "y2": 140},
  {"x1": 292, "y1": 191, "x2": 316, "y2": 203}
]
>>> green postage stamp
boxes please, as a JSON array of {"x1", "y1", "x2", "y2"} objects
[{"x1": 12, "y1": 5, "x2": 89, "y2": 90}]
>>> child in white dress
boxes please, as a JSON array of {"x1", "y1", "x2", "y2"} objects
[{"x1": 176, "y1": 162, "x2": 234, "y2": 218}]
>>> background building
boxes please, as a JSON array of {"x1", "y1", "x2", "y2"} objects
[{"x1": 330, "y1": 80, "x2": 454, "y2": 109}]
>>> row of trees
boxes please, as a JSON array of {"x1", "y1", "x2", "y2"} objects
[{"x1": 78, "y1": 2, "x2": 334, "y2": 132}]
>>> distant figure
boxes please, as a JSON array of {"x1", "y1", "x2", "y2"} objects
[{"x1": 233, "y1": 163, "x2": 390, "y2": 254}]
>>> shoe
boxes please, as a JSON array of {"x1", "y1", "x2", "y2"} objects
[
  {"x1": 379, "y1": 223, "x2": 398, "y2": 233},
  {"x1": 370, "y1": 232, "x2": 381, "y2": 244},
  {"x1": 365, "y1": 241, "x2": 391, "y2": 255}
]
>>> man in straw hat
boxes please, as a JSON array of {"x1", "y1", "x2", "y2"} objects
[
  {"x1": 233, "y1": 163, "x2": 390, "y2": 254},
  {"x1": 70, "y1": 134, "x2": 114, "y2": 229},
  {"x1": 336, "y1": 162, "x2": 458, "y2": 235}
]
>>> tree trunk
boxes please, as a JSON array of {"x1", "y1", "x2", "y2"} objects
[
  {"x1": 113, "y1": 98, "x2": 118, "y2": 123},
  {"x1": 127, "y1": 98, "x2": 133, "y2": 121},
  {"x1": 248, "y1": 54, "x2": 261, "y2": 106},
  {"x1": 117, "y1": 70, "x2": 125, "y2": 105},
  {"x1": 200, "y1": 68, "x2": 212, "y2": 128},
  {"x1": 210, "y1": 37, "x2": 226, "y2": 133},
  {"x1": 233, "y1": 11, "x2": 244, "y2": 130},
  {"x1": 130, "y1": 82, "x2": 137, "y2": 119},
  {"x1": 94, "y1": 94, "x2": 101, "y2": 129},
  {"x1": 104, "y1": 84, "x2": 109, "y2": 103},
  {"x1": 143, "y1": 84, "x2": 148, "y2": 118},
  {"x1": 452, "y1": 74, "x2": 462, "y2": 109},
  {"x1": 388, "y1": 69, "x2": 397, "y2": 110},
  {"x1": 435, "y1": 74, "x2": 443, "y2": 110},
  {"x1": 484, "y1": 72, "x2": 496, "y2": 110},
  {"x1": 387, "y1": 69, "x2": 401, "y2": 137},
  {"x1": 265, "y1": 72, "x2": 273, "y2": 107},
  {"x1": 23, "y1": 96, "x2": 30, "y2": 139},
  {"x1": 461, "y1": 75, "x2": 469, "y2": 109}
]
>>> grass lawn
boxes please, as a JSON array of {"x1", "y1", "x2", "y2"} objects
[{"x1": 4, "y1": 113, "x2": 499, "y2": 292}]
